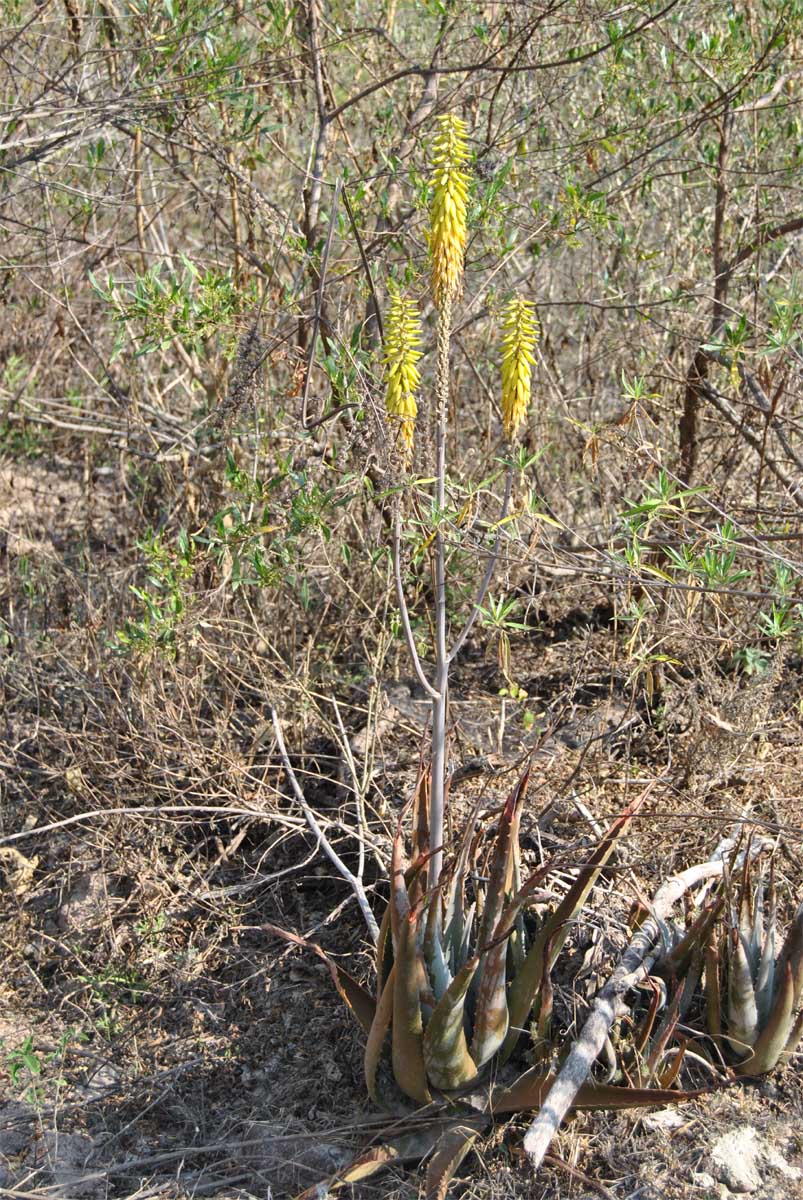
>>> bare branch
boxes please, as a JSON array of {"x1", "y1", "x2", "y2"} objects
[
  {"x1": 271, "y1": 708, "x2": 380, "y2": 944},
  {"x1": 449, "y1": 465, "x2": 514, "y2": 663}
]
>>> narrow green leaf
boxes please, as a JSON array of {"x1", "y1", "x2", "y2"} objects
[
  {"x1": 503, "y1": 792, "x2": 646, "y2": 1062},
  {"x1": 492, "y1": 1067, "x2": 706, "y2": 1114},
  {"x1": 392, "y1": 913, "x2": 432, "y2": 1105},
  {"x1": 727, "y1": 930, "x2": 759, "y2": 1054},
  {"x1": 423, "y1": 957, "x2": 479, "y2": 1091},
  {"x1": 365, "y1": 962, "x2": 395, "y2": 1106},
  {"x1": 425, "y1": 1124, "x2": 480, "y2": 1200},
  {"x1": 735, "y1": 961, "x2": 794, "y2": 1076}
]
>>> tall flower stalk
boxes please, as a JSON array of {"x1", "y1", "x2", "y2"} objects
[
  {"x1": 428, "y1": 114, "x2": 470, "y2": 888},
  {"x1": 384, "y1": 115, "x2": 539, "y2": 891}
]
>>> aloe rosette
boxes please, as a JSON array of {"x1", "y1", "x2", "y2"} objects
[
  {"x1": 707, "y1": 864, "x2": 803, "y2": 1075},
  {"x1": 363, "y1": 765, "x2": 648, "y2": 1105}
]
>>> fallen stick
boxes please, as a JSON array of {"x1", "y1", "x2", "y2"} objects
[
  {"x1": 521, "y1": 834, "x2": 763, "y2": 1169},
  {"x1": 271, "y1": 707, "x2": 380, "y2": 944}
]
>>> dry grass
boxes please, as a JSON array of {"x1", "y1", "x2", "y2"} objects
[{"x1": 2, "y1": 458, "x2": 802, "y2": 1198}]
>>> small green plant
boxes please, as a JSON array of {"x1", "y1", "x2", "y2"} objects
[
  {"x1": 114, "y1": 530, "x2": 194, "y2": 658},
  {"x1": 91, "y1": 258, "x2": 256, "y2": 359},
  {"x1": 3, "y1": 1035, "x2": 42, "y2": 1099},
  {"x1": 80, "y1": 965, "x2": 148, "y2": 1040},
  {"x1": 1, "y1": 1029, "x2": 87, "y2": 1103}
]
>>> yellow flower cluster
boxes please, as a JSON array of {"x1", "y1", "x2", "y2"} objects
[
  {"x1": 500, "y1": 296, "x2": 538, "y2": 441},
  {"x1": 383, "y1": 290, "x2": 422, "y2": 461},
  {"x1": 429, "y1": 114, "x2": 470, "y2": 310}
]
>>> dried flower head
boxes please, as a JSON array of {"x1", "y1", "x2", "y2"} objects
[
  {"x1": 500, "y1": 296, "x2": 538, "y2": 440},
  {"x1": 429, "y1": 114, "x2": 470, "y2": 310},
  {"x1": 383, "y1": 289, "x2": 422, "y2": 462}
]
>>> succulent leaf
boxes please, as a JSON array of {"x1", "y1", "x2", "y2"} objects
[
  {"x1": 726, "y1": 929, "x2": 759, "y2": 1054},
  {"x1": 423, "y1": 957, "x2": 480, "y2": 1090},
  {"x1": 735, "y1": 960, "x2": 795, "y2": 1076},
  {"x1": 365, "y1": 961, "x2": 396, "y2": 1106},
  {"x1": 390, "y1": 826, "x2": 412, "y2": 954},
  {"x1": 392, "y1": 913, "x2": 432, "y2": 1104},
  {"x1": 705, "y1": 938, "x2": 722, "y2": 1043},
  {"x1": 775, "y1": 901, "x2": 803, "y2": 1010},
  {"x1": 503, "y1": 793, "x2": 646, "y2": 1062},
  {"x1": 781, "y1": 1007, "x2": 803, "y2": 1065},
  {"x1": 492, "y1": 1067, "x2": 703, "y2": 1114},
  {"x1": 425, "y1": 893, "x2": 453, "y2": 1003},
  {"x1": 376, "y1": 898, "x2": 393, "y2": 1000},
  {"x1": 425, "y1": 1124, "x2": 479, "y2": 1200}
]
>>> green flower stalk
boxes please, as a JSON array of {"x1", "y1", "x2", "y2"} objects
[
  {"x1": 383, "y1": 290, "x2": 422, "y2": 461},
  {"x1": 429, "y1": 114, "x2": 470, "y2": 310},
  {"x1": 500, "y1": 296, "x2": 539, "y2": 441}
]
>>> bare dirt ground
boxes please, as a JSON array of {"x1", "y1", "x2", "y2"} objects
[{"x1": 2, "y1": 462, "x2": 803, "y2": 1200}]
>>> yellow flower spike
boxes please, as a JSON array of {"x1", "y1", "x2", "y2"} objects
[
  {"x1": 383, "y1": 289, "x2": 423, "y2": 462},
  {"x1": 429, "y1": 114, "x2": 470, "y2": 310},
  {"x1": 500, "y1": 296, "x2": 539, "y2": 441}
]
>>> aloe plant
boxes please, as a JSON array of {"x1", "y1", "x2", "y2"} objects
[
  {"x1": 361, "y1": 764, "x2": 649, "y2": 1105},
  {"x1": 708, "y1": 862, "x2": 803, "y2": 1075}
]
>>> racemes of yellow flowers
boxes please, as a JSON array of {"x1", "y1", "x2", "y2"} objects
[
  {"x1": 500, "y1": 296, "x2": 539, "y2": 441},
  {"x1": 429, "y1": 113, "x2": 470, "y2": 311},
  {"x1": 383, "y1": 288, "x2": 423, "y2": 461},
  {"x1": 383, "y1": 116, "x2": 538, "y2": 460}
]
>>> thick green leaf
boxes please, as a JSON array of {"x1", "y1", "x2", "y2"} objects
[
  {"x1": 754, "y1": 870, "x2": 776, "y2": 1028},
  {"x1": 423, "y1": 957, "x2": 479, "y2": 1091},
  {"x1": 775, "y1": 901, "x2": 803, "y2": 1010},
  {"x1": 705, "y1": 939, "x2": 722, "y2": 1043},
  {"x1": 390, "y1": 826, "x2": 411, "y2": 955},
  {"x1": 476, "y1": 768, "x2": 529, "y2": 957},
  {"x1": 365, "y1": 961, "x2": 396, "y2": 1106},
  {"x1": 471, "y1": 866, "x2": 554, "y2": 1068},
  {"x1": 264, "y1": 923, "x2": 375, "y2": 1034},
  {"x1": 780, "y1": 1006, "x2": 803, "y2": 1065},
  {"x1": 502, "y1": 792, "x2": 646, "y2": 1062},
  {"x1": 443, "y1": 794, "x2": 485, "y2": 970},
  {"x1": 470, "y1": 931, "x2": 511, "y2": 1068},
  {"x1": 469, "y1": 769, "x2": 530, "y2": 1067},
  {"x1": 392, "y1": 912, "x2": 432, "y2": 1105},
  {"x1": 376, "y1": 899, "x2": 393, "y2": 1001},
  {"x1": 492, "y1": 1067, "x2": 705, "y2": 1114},
  {"x1": 425, "y1": 1123, "x2": 481, "y2": 1200},
  {"x1": 409, "y1": 759, "x2": 432, "y2": 911},
  {"x1": 735, "y1": 960, "x2": 794, "y2": 1076},
  {"x1": 424, "y1": 891, "x2": 453, "y2": 1003},
  {"x1": 727, "y1": 929, "x2": 759, "y2": 1054}
]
